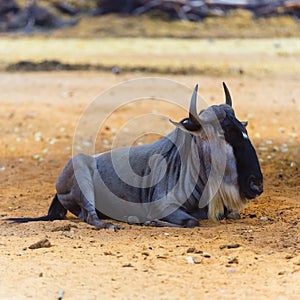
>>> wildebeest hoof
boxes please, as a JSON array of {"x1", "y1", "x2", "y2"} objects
[
  {"x1": 226, "y1": 211, "x2": 241, "y2": 220},
  {"x1": 104, "y1": 223, "x2": 116, "y2": 230},
  {"x1": 184, "y1": 219, "x2": 199, "y2": 228},
  {"x1": 89, "y1": 217, "x2": 116, "y2": 229}
]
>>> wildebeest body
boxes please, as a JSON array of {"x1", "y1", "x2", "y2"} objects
[{"x1": 8, "y1": 83, "x2": 263, "y2": 228}]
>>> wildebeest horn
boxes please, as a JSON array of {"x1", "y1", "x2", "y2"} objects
[
  {"x1": 189, "y1": 84, "x2": 214, "y2": 124},
  {"x1": 189, "y1": 84, "x2": 201, "y2": 124},
  {"x1": 223, "y1": 82, "x2": 232, "y2": 107}
]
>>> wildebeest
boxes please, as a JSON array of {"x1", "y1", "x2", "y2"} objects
[{"x1": 8, "y1": 83, "x2": 263, "y2": 228}]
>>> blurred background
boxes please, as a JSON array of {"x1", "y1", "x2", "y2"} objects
[{"x1": 0, "y1": 0, "x2": 300, "y2": 74}]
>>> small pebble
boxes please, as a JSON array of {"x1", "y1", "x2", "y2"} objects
[
  {"x1": 228, "y1": 257, "x2": 239, "y2": 264},
  {"x1": 122, "y1": 263, "x2": 133, "y2": 267},
  {"x1": 185, "y1": 256, "x2": 194, "y2": 264},
  {"x1": 82, "y1": 141, "x2": 92, "y2": 147},
  {"x1": 288, "y1": 132, "x2": 298, "y2": 138},
  {"x1": 34, "y1": 132, "x2": 42, "y2": 142},
  {"x1": 57, "y1": 289, "x2": 64, "y2": 300},
  {"x1": 288, "y1": 139, "x2": 295, "y2": 144},
  {"x1": 49, "y1": 138, "x2": 57, "y2": 145},
  {"x1": 202, "y1": 252, "x2": 211, "y2": 258},
  {"x1": 156, "y1": 255, "x2": 168, "y2": 259},
  {"x1": 51, "y1": 224, "x2": 77, "y2": 232},
  {"x1": 293, "y1": 259, "x2": 300, "y2": 266},
  {"x1": 193, "y1": 257, "x2": 202, "y2": 264},
  {"x1": 254, "y1": 133, "x2": 260, "y2": 138},
  {"x1": 187, "y1": 247, "x2": 195, "y2": 253},
  {"x1": 260, "y1": 216, "x2": 268, "y2": 221},
  {"x1": 220, "y1": 244, "x2": 240, "y2": 249},
  {"x1": 3, "y1": 112, "x2": 14, "y2": 119},
  {"x1": 227, "y1": 268, "x2": 236, "y2": 273},
  {"x1": 29, "y1": 238, "x2": 52, "y2": 249},
  {"x1": 258, "y1": 147, "x2": 268, "y2": 151},
  {"x1": 249, "y1": 214, "x2": 257, "y2": 218}
]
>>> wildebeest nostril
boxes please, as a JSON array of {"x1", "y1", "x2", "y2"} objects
[{"x1": 250, "y1": 180, "x2": 263, "y2": 195}]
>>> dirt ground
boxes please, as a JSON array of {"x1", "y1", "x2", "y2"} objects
[{"x1": 0, "y1": 71, "x2": 299, "y2": 300}]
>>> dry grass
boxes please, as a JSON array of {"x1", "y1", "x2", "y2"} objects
[
  {"x1": 1, "y1": 37, "x2": 300, "y2": 76},
  {"x1": 42, "y1": 12, "x2": 300, "y2": 39}
]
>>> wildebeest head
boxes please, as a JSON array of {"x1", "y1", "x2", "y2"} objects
[{"x1": 171, "y1": 83, "x2": 263, "y2": 200}]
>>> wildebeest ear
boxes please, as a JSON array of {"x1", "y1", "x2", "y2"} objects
[
  {"x1": 241, "y1": 121, "x2": 248, "y2": 127},
  {"x1": 169, "y1": 118, "x2": 201, "y2": 133}
]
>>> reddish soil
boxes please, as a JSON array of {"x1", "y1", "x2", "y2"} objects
[{"x1": 0, "y1": 72, "x2": 299, "y2": 299}]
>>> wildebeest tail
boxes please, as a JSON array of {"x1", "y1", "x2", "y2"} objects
[{"x1": 6, "y1": 194, "x2": 67, "y2": 223}]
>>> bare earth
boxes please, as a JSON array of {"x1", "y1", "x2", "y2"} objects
[{"x1": 0, "y1": 71, "x2": 299, "y2": 300}]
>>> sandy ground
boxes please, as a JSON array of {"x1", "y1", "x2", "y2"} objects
[{"x1": 0, "y1": 71, "x2": 299, "y2": 300}]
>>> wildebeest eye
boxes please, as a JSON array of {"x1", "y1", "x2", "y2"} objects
[{"x1": 223, "y1": 124, "x2": 247, "y2": 144}]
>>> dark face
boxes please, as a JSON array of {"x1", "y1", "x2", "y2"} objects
[
  {"x1": 171, "y1": 83, "x2": 263, "y2": 200},
  {"x1": 219, "y1": 106, "x2": 263, "y2": 199}
]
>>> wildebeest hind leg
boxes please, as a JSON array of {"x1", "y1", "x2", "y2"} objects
[
  {"x1": 162, "y1": 208, "x2": 199, "y2": 228},
  {"x1": 58, "y1": 154, "x2": 116, "y2": 229},
  {"x1": 47, "y1": 194, "x2": 67, "y2": 219},
  {"x1": 144, "y1": 219, "x2": 183, "y2": 227}
]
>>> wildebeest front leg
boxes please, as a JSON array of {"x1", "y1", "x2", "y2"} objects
[
  {"x1": 162, "y1": 208, "x2": 199, "y2": 228},
  {"x1": 77, "y1": 194, "x2": 115, "y2": 229}
]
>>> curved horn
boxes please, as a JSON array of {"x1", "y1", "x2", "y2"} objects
[
  {"x1": 189, "y1": 84, "x2": 201, "y2": 124},
  {"x1": 222, "y1": 82, "x2": 232, "y2": 107}
]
